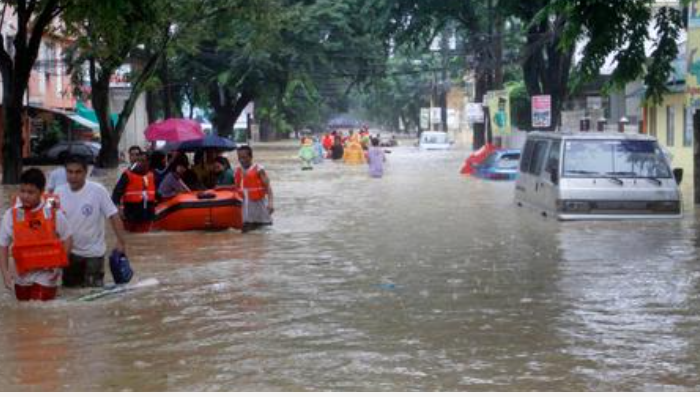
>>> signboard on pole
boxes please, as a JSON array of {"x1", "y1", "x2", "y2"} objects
[
  {"x1": 532, "y1": 95, "x2": 552, "y2": 128},
  {"x1": 466, "y1": 103, "x2": 484, "y2": 123},
  {"x1": 485, "y1": 90, "x2": 511, "y2": 136},
  {"x1": 420, "y1": 108, "x2": 430, "y2": 129}
]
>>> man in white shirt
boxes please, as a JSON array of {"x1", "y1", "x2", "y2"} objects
[{"x1": 55, "y1": 155, "x2": 127, "y2": 288}]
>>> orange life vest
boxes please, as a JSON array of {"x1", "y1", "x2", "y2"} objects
[
  {"x1": 11, "y1": 206, "x2": 68, "y2": 275},
  {"x1": 123, "y1": 170, "x2": 156, "y2": 204},
  {"x1": 235, "y1": 164, "x2": 267, "y2": 201}
]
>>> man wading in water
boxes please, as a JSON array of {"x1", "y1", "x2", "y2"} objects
[{"x1": 234, "y1": 146, "x2": 274, "y2": 233}]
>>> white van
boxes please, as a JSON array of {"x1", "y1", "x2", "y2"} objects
[
  {"x1": 419, "y1": 131, "x2": 451, "y2": 150},
  {"x1": 515, "y1": 132, "x2": 682, "y2": 220}
]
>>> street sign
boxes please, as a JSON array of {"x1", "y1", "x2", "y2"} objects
[
  {"x1": 466, "y1": 103, "x2": 484, "y2": 123},
  {"x1": 532, "y1": 95, "x2": 552, "y2": 128}
]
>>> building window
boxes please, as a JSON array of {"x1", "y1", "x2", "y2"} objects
[
  {"x1": 683, "y1": 106, "x2": 692, "y2": 147},
  {"x1": 649, "y1": 106, "x2": 657, "y2": 137},
  {"x1": 667, "y1": 106, "x2": 675, "y2": 147}
]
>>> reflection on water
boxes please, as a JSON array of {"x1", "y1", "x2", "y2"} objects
[{"x1": 0, "y1": 142, "x2": 699, "y2": 391}]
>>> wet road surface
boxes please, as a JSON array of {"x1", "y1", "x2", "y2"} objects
[{"x1": 0, "y1": 142, "x2": 699, "y2": 391}]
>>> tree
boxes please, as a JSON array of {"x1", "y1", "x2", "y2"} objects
[
  {"x1": 173, "y1": 0, "x2": 289, "y2": 138},
  {"x1": 356, "y1": 50, "x2": 447, "y2": 135},
  {"x1": 64, "y1": 0, "x2": 203, "y2": 167},
  {"x1": 0, "y1": 0, "x2": 64, "y2": 184},
  {"x1": 387, "y1": 0, "x2": 517, "y2": 148},
  {"x1": 174, "y1": 0, "x2": 391, "y2": 139},
  {"x1": 503, "y1": 0, "x2": 684, "y2": 129}
]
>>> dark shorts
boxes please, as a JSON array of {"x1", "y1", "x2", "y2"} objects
[
  {"x1": 121, "y1": 203, "x2": 155, "y2": 232},
  {"x1": 62, "y1": 254, "x2": 105, "y2": 288}
]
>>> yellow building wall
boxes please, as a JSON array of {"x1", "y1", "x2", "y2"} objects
[{"x1": 647, "y1": 92, "x2": 693, "y2": 189}]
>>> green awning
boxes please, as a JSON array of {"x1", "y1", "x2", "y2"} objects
[{"x1": 76, "y1": 101, "x2": 119, "y2": 127}]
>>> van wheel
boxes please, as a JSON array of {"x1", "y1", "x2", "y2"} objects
[
  {"x1": 541, "y1": 211, "x2": 547, "y2": 217},
  {"x1": 517, "y1": 202, "x2": 522, "y2": 207}
]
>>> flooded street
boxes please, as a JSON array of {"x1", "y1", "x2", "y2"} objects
[{"x1": 1, "y1": 142, "x2": 700, "y2": 391}]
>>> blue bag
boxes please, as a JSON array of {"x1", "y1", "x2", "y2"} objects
[{"x1": 109, "y1": 249, "x2": 133, "y2": 284}]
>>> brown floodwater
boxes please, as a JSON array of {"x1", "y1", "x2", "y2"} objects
[{"x1": 1, "y1": 141, "x2": 699, "y2": 391}]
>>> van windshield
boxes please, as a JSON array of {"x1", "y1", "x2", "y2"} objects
[
  {"x1": 563, "y1": 140, "x2": 671, "y2": 178},
  {"x1": 422, "y1": 134, "x2": 448, "y2": 144}
]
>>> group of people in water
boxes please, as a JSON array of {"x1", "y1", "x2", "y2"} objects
[
  {"x1": 0, "y1": 144, "x2": 274, "y2": 302},
  {"x1": 0, "y1": 126, "x2": 388, "y2": 303},
  {"x1": 110, "y1": 145, "x2": 273, "y2": 233},
  {"x1": 298, "y1": 128, "x2": 387, "y2": 178}
]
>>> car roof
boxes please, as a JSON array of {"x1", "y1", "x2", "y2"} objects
[
  {"x1": 526, "y1": 131, "x2": 656, "y2": 141},
  {"x1": 494, "y1": 149, "x2": 521, "y2": 155},
  {"x1": 421, "y1": 131, "x2": 447, "y2": 136}
]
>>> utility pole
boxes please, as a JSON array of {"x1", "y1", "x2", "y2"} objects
[{"x1": 440, "y1": 28, "x2": 449, "y2": 133}]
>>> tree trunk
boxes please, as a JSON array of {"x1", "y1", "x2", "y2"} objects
[
  {"x1": 2, "y1": 101, "x2": 24, "y2": 184},
  {"x1": 522, "y1": 17, "x2": 574, "y2": 132},
  {"x1": 160, "y1": 60, "x2": 173, "y2": 119},
  {"x1": 259, "y1": 116, "x2": 274, "y2": 142},
  {"x1": 0, "y1": 62, "x2": 19, "y2": 184},
  {"x1": 399, "y1": 113, "x2": 409, "y2": 134},
  {"x1": 493, "y1": 5, "x2": 504, "y2": 90},
  {"x1": 92, "y1": 72, "x2": 120, "y2": 168},
  {"x1": 209, "y1": 83, "x2": 254, "y2": 137},
  {"x1": 0, "y1": 0, "x2": 61, "y2": 184},
  {"x1": 146, "y1": 89, "x2": 160, "y2": 124},
  {"x1": 472, "y1": 72, "x2": 489, "y2": 150},
  {"x1": 213, "y1": 106, "x2": 236, "y2": 137},
  {"x1": 440, "y1": 30, "x2": 449, "y2": 132}
]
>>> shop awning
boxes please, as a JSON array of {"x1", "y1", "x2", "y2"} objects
[
  {"x1": 66, "y1": 114, "x2": 100, "y2": 130},
  {"x1": 77, "y1": 101, "x2": 118, "y2": 126}
]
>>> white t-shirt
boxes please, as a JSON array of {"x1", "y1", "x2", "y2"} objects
[
  {"x1": 55, "y1": 181, "x2": 118, "y2": 258},
  {"x1": 0, "y1": 200, "x2": 72, "y2": 286}
]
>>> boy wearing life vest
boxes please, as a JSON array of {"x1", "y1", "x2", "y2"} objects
[
  {"x1": 111, "y1": 155, "x2": 156, "y2": 233},
  {"x1": 0, "y1": 168, "x2": 72, "y2": 301},
  {"x1": 235, "y1": 145, "x2": 274, "y2": 233}
]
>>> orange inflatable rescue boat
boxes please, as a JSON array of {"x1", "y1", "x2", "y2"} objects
[{"x1": 154, "y1": 189, "x2": 243, "y2": 231}]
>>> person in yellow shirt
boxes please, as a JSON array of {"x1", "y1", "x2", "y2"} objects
[{"x1": 343, "y1": 133, "x2": 365, "y2": 165}]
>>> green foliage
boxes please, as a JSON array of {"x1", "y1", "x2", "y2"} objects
[
  {"x1": 507, "y1": 81, "x2": 532, "y2": 132},
  {"x1": 171, "y1": 0, "x2": 392, "y2": 135},
  {"x1": 355, "y1": 50, "x2": 439, "y2": 132},
  {"x1": 35, "y1": 120, "x2": 64, "y2": 155},
  {"x1": 540, "y1": 0, "x2": 684, "y2": 105}
]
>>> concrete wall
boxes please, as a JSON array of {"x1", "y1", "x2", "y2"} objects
[
  {"x1": 110, "y1": 90, "x2": 148, "y2": 155},
  {"x1": 647, "y1": 92, "x2": 693, "y2": 189}
]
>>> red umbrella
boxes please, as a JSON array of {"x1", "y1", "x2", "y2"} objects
[{"x1": 144, "y1": 118, "x2": 205, "y2": 142}]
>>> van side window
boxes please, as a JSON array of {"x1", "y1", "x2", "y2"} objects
[
  {"x1": 520, "y1": 140, "x2": 535, "y2": 172},
  {"x1": 529, "y1": 140, "x2": 550, "y2": 175},
  {"x1": 545, "y1": 141, "x2": 561, "y2": 175}
]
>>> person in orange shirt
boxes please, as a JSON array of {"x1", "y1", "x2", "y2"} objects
[
  {"x1": 0, "y1": 168, "x2": 72, "y2": 301},
  {"x1": 235, "y1": 145, "x2": 274, "y2": 233},
  {"x1": 111, "y1": 155, "x2": 156, "y2": 233}
]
